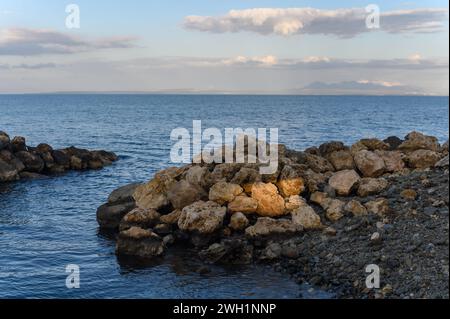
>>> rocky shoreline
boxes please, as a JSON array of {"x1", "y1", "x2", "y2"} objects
[
  {"x1": 96, "y1": 131, "x2": 449, "y2": 299},
  {"x1": 0, "y1": 131, "x2": 118, "y2": 182}
]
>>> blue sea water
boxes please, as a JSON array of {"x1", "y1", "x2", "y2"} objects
[{"x1": 0, "y1": 94, "x2": 448, "y2": 298}]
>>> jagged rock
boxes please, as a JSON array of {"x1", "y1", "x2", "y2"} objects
[
  {"x1": 398, "y1": 131, "x2": 440, "y2": 152},
  {"x1": 251, "y1": 182, "x2": 286, "y2": 217},
  {"x1": 383, "y1": 136, "x2": 403, "y2": 150},
  {"x1": 209, "y1": 181, "x2": 243, "y2": 205},
  {"x1": 119, "y1": 207, "x2": 160, "y2": 231},
  {"x1": 160, "y1": 209, "x2": 182, "y2": 224},
  {"x1": 285, "y1": 195, "x2": 307, "y2": 211},
  {"x1": 326, "y1": 199, "x2": 345, "y2": 221},
  {"x1": 116, "y1": 227, "x2": 165, "y2": 258},
  {"x1": 354, "y1": 150, "x2": 386, "y2": 177},
  {"x1": 108, "y1": 183, "x2": 141, "y2": 205},
  {"x1": 406, "y1": 150, "x2": 441, "y2": 169},
  {"x1": 375, "y1": 150, "x2": 405, "y2": 172},
  {"x1": 231, "y1": 167, "x2": 262, "y2": 193},
  {"x1": 0, "y1": 158, "x2": 19, "y2": 182},
  {"x1": 228, "y1": 194, "x2": 258, "y2": 214},
  {"x1": 291, "y1": 205, "x2": 322, "y2": 229},
  {"x1": 168, "y1": 179, "x2": 207, "y2": 209},
  {"x1": 245, "y1": 217, "x2": 303, "y2": 238},
  {"x1": 276, "y1": 165, "x2": 305, "y2": 197},
  {"x1": 357, "y1": 178, "x2": 389, "y2": 197},
  {"x1": 303, "y1": 168, "x2": 327, "y2": 193},
  {"x1": 435, "y1": 155, "x2": 449, "y2": 168},
  {"x1": 209, "y1": 163, "x2": 242, "y2": 184},
  {"x1": 328, "y1": 169, "x2": 361, "y2": 196},
  {"x1": 441, "y1": 140, "x2": 449, "y2": 154},
  {"x1": 365, "y1": 198, "x2": 390, "y2": 216},
  {"x1": 304, "y1": 153, "x2": 335, "y2": 173},
  {"x1": 344, "y1": 200, "x2": 368, "y2": 216},
  {"x1": 229, "y1": 212, "x2": 249, "y2": 230},
  {"x1": 319, "y1": 141, "x2": 346, "y2": 157},
  {"x1": 96, "y1": 201, "x2": 136, "y2": 229},
  {"x1": 185, "y1": 165, "x2": 210, "y2": 188},
  {"x1": 178, "y1": 201, "x2": 226, "y2": 234},
  {"x1": 327, "y1": 150, "x2": 355, "y2": 171}
]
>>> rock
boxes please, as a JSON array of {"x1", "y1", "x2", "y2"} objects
[
  {"x1": 160, "y1": 209, "x2": 182, "y2": 224},
  {"x1": 251, "y1": 182, "x2": 286, "y2": 217},
  {"x1": 319, "y1": 141, "x2": 346, "y2": 157},
  {"x1": 285, "y1": 195, "x2": 307, "y2": 211},
  {"x1": 303, "y1": 169, "x2": 327, "y2": 193},
  {"x1": 310, "y1": 192, "x2": 331, "y2": 209},
  {"x1": 51, "y1": 150, "x2": 71, "y2": 169},
  {"x1": 406, "y1": 150, "x2": 441, "y2": 169},
  {"x1": 11, "y1": 136, "x2": 27, "y2": 152},
  {"x1": 119, "y1": 207, "x2": 160, "y2": 231},
  {"x1": 401, "y1": 189, "x2": 417, "y2": 201},
  {"x1": 0, "y1": 158, "x2": 19, "y2": 182},
  {"x1": 39, "y1": 151, "x2": 55, "y2": 170},
  {"x1": 291, "y1": 205, "x2": 322, "y2": 230},
  {"x1": 228, "y1": 194, "x2": 258, "y2": 214},
  {"x1": 0, "y1": 131, "x2": 10, "y2": 150},
  {"x1": 199, "y1": 240, "x2": 253, "y2": 264},
  {"x1": 359, "y1": 138, "x2": 390, "y2": 151},
  {"x1": 185, "y1": 165, "x2": 210, "y2": 188},
  {"x1": 375, "y1": 150, "x2": 405, "y2": 172},
  {"x1": 354, "y1": 150, "x2": 386, "y2": 177},
  {"x1": 178, "y1": 201, "x2": 226, "y2": 234},
  {"x1": 441, "y1": 140, "x2": 449, "y2": 153},
  {"x1": 230, "y1": 167, "x2": 261, "y2": 193},
  {"x1": 36, "y1": 143, "x2": 53, "y2": 153},
  {"x1": 323, "y1": 226, "x2": 337, "y2": 236},
  {"x1": 14, "y1": 151, "x2": 44, "y2": 173},
  {"x1": 153, "y1": 223, "x2": 172, "y2": 236},
  {"x1": 245, "y1": 217, "x2": 303, "y2": 238},
  {"x1": 276, "y1": 165, "x2": 305, "y2": 197},
  {"x1": 229, "y1": 212, "x2": 249, "y2": 230},
  {"x1": 383, "y1": 136, "x2": 403, "y2": 150},
  {"x1": 304, "y1": 153, "x2": 334, "y2": 173},
  {"x1": 344, "y1": 200, "x2": 368, "y2": 216},
  {"x1": 326, "y1": 199, "x2": 345, "y2": 221},
  {"x1": 168, "y1": 180, "x2": 207, "y2": 209},
  {"x1": 116, "y1": 227, "x2": 165, "y2": 258},
  {"x1": 163, "y1": 234, "x2": 175, "y2": 246},
  {"x1": 96, "y1": 201, "x2": 136, "y2": 229},
  {"x1": 327, "y1": 150, "x2": 355, "y2": 171},
  {"x1": 365, "y1": 198, "x2": 390, "y2": 216},
  {"x1": 108, "y1": 183, "x2": 141, "y2": 205},
  {"x1": 70, "y1": 156, "x2": 84, "y2": 170},
  {"x1": 370, "y1": 232, "x2": 382, "y2": 243},
  {"x1": 209, "y1": 181, "x2": 243, "y2": 205},
  {"x1": 435, "y1": 155, "x2": 449, "y2": 168},
  {"x1": 0, "y1": 150, "x2": 25, "y2": 172},
  {"x1": 328, "y1": 169, "x2": 361, "y2": 196},
  {"x1": 398, "y1": 131, "x2": 439, "y2": 152},
  {"x1": 357, "y1": 178, "x2": 389, "y2": 197},
  {"x1": 209, "y1": 163, "x2": 241, "y2": 184},
  {"x1": 19, "y1": 172, "x2": 48, "y2": 180},
  {"x1": 260, "y1": 242, "x2": 282, "y2": 260}
]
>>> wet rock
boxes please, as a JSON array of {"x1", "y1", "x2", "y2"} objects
[
  {"x1": 365, "y1": 198, "x2": 390, "y2": 216},
  {"x1": 96, "y1": 201, "x2": 136, "y2": 229},
  {"x1": 11, "y1": 136, "x2": 27, "y2": 152},
  {"x1": 398, "y1": 131, "x2": 439, "y2": 152},
  {"x1": 160, "y1": 209, "x2": 182, "y2": 224},
  {"x1": 108, "y1": 183, "x2": 141, "y2": 205},
  {"x1": 0, "y1": 131, "x2": 10, "y2": 150},
  {"x1": 199, "y1": 239, "x2": 253, "y2": 264},
  {"x1": 245, "y1": 217, "x2": 303, "y2": 238},
  {"x1": 260, "y1": 242, "x2": 282, "y2": 260},
  {"x1": 276, "y1": 165, "x2": 305, "y2": 197},
  {"x1": 153, "y1": 223, "x2": 172, "y2": 236},
  {"x1": 229, "y1": 212, "x2": 249, "y2": 231},
  {"x1": 0, "y1": 150, "x2": 25, "y2": 172},
  {"x1": 401, "y1": 189, "x2": 417, "y2": 201},
  {"x1": 0, "y1": 158, "x2": 19, "y2": 182},
  {"x1": 119, "y1": 207, "x2": 160, "y2": 231},
  {"x1": 178, "y1": 201, "x2": 226, "y2": 234},
  {"x1": 15, "y1": 151, "x2": 44, "y2": 173},
  {"x1": 370, "y1": 232, "x2": 382, "y2": 244},
  {"x1": 51, "y1": 150, "x2": 71, "y2": 169},
  {"x1": 326, "y1": 199, "x2": 345, "y2": 221},
  {"x1": 354, "y1": 150, "x2": 386, "y2": 177},
  {"x1": 344, "y1": 200, "x2": 368, "y2": 217},
  {"x1": 291, "y1": 205, "x2": 322, "y2": 230},
  {"x1": 116, "y1": 227, "x2": 165, "y2": 258},
  {"x1": 251, "y1": 182, "x2": 286, "y2": 217},
  {"x1": 19, "y1": 172, "x2": 48, "y2": 180},
  {"x1": 357, "y1": 178, "x2": 389, "y2": 197},
  {"x1": 209, "y1": 181, "x2": 243, "y2": 205},
  {"x1": 327, "y1": 150, "x2": 355, "y2": 171},
  {"x1": 328, "y1": 169, "x2": 361, "y2": 196},
  {"x1": 168, "y1": 179, "x2": 207, "y2": 209}
]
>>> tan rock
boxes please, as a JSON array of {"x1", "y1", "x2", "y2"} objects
[
  {"x1": 251, "y1": 182, "x2": 286, "y2": 217},
  {"x1": 310, "y1": 192, "x2": 331, "y2": 209},
  {"x1": 178, "y1": 201, "x2": 226, "y2": 234},
  {"x1": 328, "y1": 169, "x2": 361, "y2": 196},
  {"x1": 375, "y1": 150, "x2": 405, "y2": 172},
  {"x1": 228, "y1": 194, "x2": 258, "y2": 214},
  {"x1": 359, "y1": 138, "x2": 390, "y2": 151},
  {"x1": 350, "y1": 141, "x2": 368, "y2": 156},
  {"x1": 230, "y1": 167, "x2": 261, "y2": 193},
  {"x1": 398, "y1": 131, "x2": 439, "y2": 152},
  {"x1": 344, "y1": 200, "x2": 368, "y2": 217},
  {"x1": 160, "y1": 209, "x2": 182, "y2": 224},
  {"x1": 209, "y1": 163, "x2": 242, "y2": 184},
  {"x1": 401, "y1": 189, "x2": 417, "y2": 201},
  {"x1": 119, "y1": 207, "x2": 160, "y2": 231},
  {"x1": 291, "y1": 205, "x2": 322, "y2": 229},
  {"x1": 209, "y1": 181, "x2": 243, "y2": 205},
  {"x1": 185, "y1": 165, "x2": 210, "y2": 188},
  {"x1": 406, "y1": 150, "x2": 441, "y2": 169},
  {"x1": 326, "y1": 199, "x2": 345, "y2": 221},
  {"x1": 357, "y1": 178, "x2": 389, "y2": 197},
  {"x1": 276, "y1": 165, "x2": 305, "y2": 197},
  {"x1": 304, "y1": 153, "x2": 334, "y2": 173},
  {"x1": 354, "y1": 150, "x2": 386, "y2": 177},
  {"x1": 327, "y1": 150, "x2": 355, "y2": 171},
  {"x1": 365, "y1": 198, "x2": 390, "y2": 216},
  {"x1": 167, "y1": 179, "x2": 207, "y2": 209},
  {"x1": 285, "y1": 195, "x2": 307, "y2": 211},
  {"x1": 245, "y1": 217, "x2": 303, "y2": 238},
  {"x1": 229, "y1": 212, "x2": 249, "y2": 231}
]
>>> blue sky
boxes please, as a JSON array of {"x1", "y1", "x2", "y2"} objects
[{"x1": 0, "y1": 0, "x2": 448, "y2": 94}]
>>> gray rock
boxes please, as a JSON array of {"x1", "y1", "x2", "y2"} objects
[
  {"x1": 96, "y1": 201, "x2": 136, "y2": 229},
  {"x1": 108, "y1": 183, "x2": 141, "y2": 205}
]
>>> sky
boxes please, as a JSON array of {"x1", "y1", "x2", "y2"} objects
[{"x1": 0, "y1": 0, "x2": 448, "y2": 94}]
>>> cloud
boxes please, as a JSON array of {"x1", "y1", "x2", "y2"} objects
[
  {"x1": 0, "y1": 28, "x2": 137, "y2": 56},
  {"x1": 183, "y1": 7, "x2": 448, "y2": 37},
  {"x1": 0, "y1": 63, "x2": 58, "y2": 70}
]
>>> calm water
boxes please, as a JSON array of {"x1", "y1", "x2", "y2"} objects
[{"x1": 0, "y1": 95, "x2": 448, "y2": 298}]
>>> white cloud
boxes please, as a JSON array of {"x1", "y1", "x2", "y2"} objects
[{"x1": 183, "y1": 7, "x2": 448, "y2": 37}]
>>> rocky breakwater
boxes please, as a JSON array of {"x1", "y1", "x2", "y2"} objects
[
  {"x1": 97, "y1": 131, "x2": 449, "y2": 298},
  {"x1": 0, "y1": 131, "x2": 118, "y2": 183}
]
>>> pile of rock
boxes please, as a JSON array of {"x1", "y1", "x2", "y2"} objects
[
  {"x1": 96, "y1": 131, "x2": 449, "y2": 263},
  {"x1": 0, "y1": 130, "x2": 118, "y2": 183}
]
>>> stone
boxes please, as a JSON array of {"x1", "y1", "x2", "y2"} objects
[
  {"x1": 291, "y1": 205, "x2": 322, "y2": 230},
  {"x1": 11, "y1": 136, "x2": 27, "y2": 152},
  {"x1": 327, "y1": 150, "x2": 354, "y2": 171},
  {"x1": 310, "y1": 192, "x2": 331, "y2": 209},
  {"x1": 285, "y1": 195, "x2": 307, "y2": 211},
  {"x1": 406, "y1": 150, "x2": 441, "y2": 169},
  {"x1": 51, "y1": 150, "x2": 71, "y2": 169},
  {"x1": 96, "y1": 201, "x2": 136, "y2": 229},
  {"x1": 398, "y1": 131, "x2": 439, "y2": 152},
  {"x1": 260, "y1": 242, "x2": 282, "y2": 260},
  {"x1": 0, "y1": 150, "x2": 25, "y2": 172},
  {"x1": 323, "y1": 226, "x2": 337, "y2": 236},
  {"x1": 383, "y1": 136, "x2": 403, "y2": 150},
  {"x1": 354, "y1": 150, "x2": 386, "y2": 177},
  {"x1": 370, "y1": 232, "x2": 382, "y2": 243},
  {"x1": 0, "y1": 131, "x2": 10, "y2": 150},
  {"x1": 108, "y1": 183, "x2": 141, "y2": 205},
  {"x1": 344, "y1": 200, "x2": 368, "y2": 216},
  {"x1": 375, "y1": 150, "x2": 405, "y2": 172},
  {"x1": 357, "y1": 178, "x2": 389, "y2": 197},
  {"x1": 435, "y1": 155, "x2": 449, "y2": 168},
  {"x1": 178, "y1": 201, "x2": 226, "y2": 234},
  {"x1": 365, "y1": 198, "x2": 390, "y2": 216},
  {"x1": 19, "y1": 172, "x2": 47, "y2": 180},
  {"x1": 231, "y1": 167, "x2": 262, "y2": 194},
  {"x1": 401, "y1": 189, "x2": 417, "y2": 201},
  {"x1": 116, "y1": 227, "x2": 165, "y2": 258},
  {"x1": 119, "y1": 207, "x2": 160, "y2": 231},
  {"x1": 319, "y1": 141, "x2": 346, "y2": 156},
  {"x1": 326, "y1": 199, "x2": 345, "y2": 221},
  {"x1": 36, "y1": 143, "x2": 53, "y2": 153},
  {"x1": 229, "y1": 212, "x2": 249, "y2": 230},
  {"x1": 328, "y1": 169, "x2": 361, "y2": 196},
  {"x1": 0, "y1": 158, "x2": 19, "y2": 182},
  {"x1": 168, "y1": 180, "x2": 207, "y2": 209},
  {"x1": 160, "y1": 209, "x2": 182, "y2": 224},
  {"x1": 251, "y1": 182, "x2": 286, "y2": 217},
  {"x1": 209, "y1": 163, "x2": 242, "y2": 184},
  {"x1": 14, "y1": 151, "x2": 44, "y2": 173},
  {"x1": 245, "y1": 217, "x2": 303, "y2": 238},
  {"x1": 163, "y1": 234, "x2": 175, "y2": 246},
  {"x1": 359, "y1": 138, "x2": 390, "y2": 151},
  {"x1": 70, "y1": 156, "x2": 84, "y2": 170},
  {"x1": 209, "y1": 181, "x2": 243, "y2": 205},
  {"x1": 199, "y1": 240, "x2": 253, "y2": 265},
  {"x1": 185, "y1": 165, "x2": 210, "y2": 188},
  {"x1": 304, "y1": 153, "x2": 334, "y2": 173},
  {"x1": 228, "y1": 194, "x2": 258, "y2": 214},
  {"x1": 276, "y1": 165, "x2": 305, "y2": 197}
]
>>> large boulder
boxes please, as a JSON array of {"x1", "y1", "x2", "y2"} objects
[
  {"x1": 291, "y1": 205, "x2": 322, "y2": 230},
  {"x1": 406, "y1": 150, "x2": 441, "y2": 169},
  {"x1": 228, "y1": 194, "x2": 258, "y2": 214},
  {"x1": 185, "y1": 165, "x2": 210, "y2": 188},
  {"x1": 358, "y1": 138, "x2": 390, "y2": 151},
  {"x1": 11, "y1": 136, "x2": 27, "y2": 152},
  {"x1": 208, "y1": 182, "x2": 243, "y2": 205},
  {"x1": 14, "y1": 151, "x2": 44, "y2": 173},
  {"x1": 276, "y1": 165, "x2": 305, "y2": 197},
  {"x1": 354, "y1": 150, "x2": 386, "y2": 177},
  {"x1": 328, "y1": 169, "x2": 361, "y2": 196},
  {"x1": 178, "y1": 201, "x2": 226, "y2": 234},
  {"x1": 96, "y1": 201, "x2": 136, "y2": 229},
  {"x1": 119, "y1": 207, "x2": 160, "y2": 231},
  {"x1": 231, "y1": 167, "x2": 262, "y2": 193},
  {"x1": 357, "y1": 178, "x2": 389, "y2": 197},
  {"x1": 398, "y1": 131, "x2": 439, "y2": 152},
  {"x1": 168, "y1": 180, "x2": 207, "y2": 209},
  {"x1": 327, "y1": 150, "x2": 355, "y2": 171},
  {"x1": 116, "y1": 227, "x2": 165, "y2": 258},
  {"x1": 0, "y1": 131, "x2": 10, "y2": 150},
  {"x1": 108, "y1": 183, "x2": 142, "y2": 205},
  {"x1": 245, "y1": 217, "x2": 303, "y2": 238},
  {"x1": 0, "y1": 158, "x2": 19, "y2": 182},
  {"x1": 251, "y1": 182, "x2": 286, "y2": 217},
  {"x1": 51, "y1": 150, "x2": 71, "y2": 169},
  {"x1": 375, "y1": 150, "x2": 405, "y2": 172},
  {"x1": 160, "y1": 209, "x2": 182, "y2": 224},
  {"x1": 0, "y1": 150, "x2": 25, "y2": 172}
]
